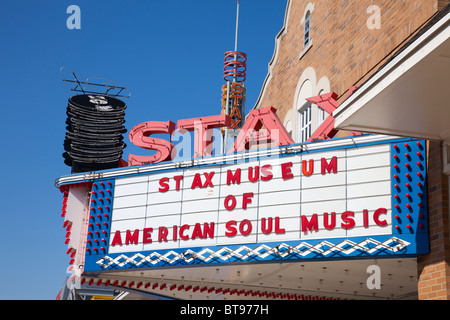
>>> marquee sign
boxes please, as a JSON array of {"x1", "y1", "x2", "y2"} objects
[{"x1": 68, "y1": 134, "x2": 429, "y2": 273}]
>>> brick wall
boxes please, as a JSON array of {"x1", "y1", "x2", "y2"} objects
[
  {"x1": 417, "y1": 141, "x2": 450, "y2": 300},
  {"x1": 438, "y1": 0, "x2": 450, "y2": 10},
  {"x1": 255, "y1": 0, "x2": 439, "y2": 122},
  {"x1": 253, "y1": 0, "x2": 450, "y2": 300}
]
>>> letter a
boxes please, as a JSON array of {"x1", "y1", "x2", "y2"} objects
[
  {"x1": 366, "y1": 265, "x2": 381, "y2": 289},
  {"x1": 111, "y1": 230, "x2": 122, "y2": 246},
  {"x1": 367, "y1": 5, "x2": 381, "y2": 30},
  {"x1": 66, "y1": 5, "x2": 81, "y2": 30}
]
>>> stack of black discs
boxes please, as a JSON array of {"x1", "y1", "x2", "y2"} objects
[{"x1": 63, "y1": 94, "x2": 127, "y2": 173}]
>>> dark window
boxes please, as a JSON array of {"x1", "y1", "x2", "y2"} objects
[{"x1": 304, "y1": 11, "x2": 311, "y2": 47}]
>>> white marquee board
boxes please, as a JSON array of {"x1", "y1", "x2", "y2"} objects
[{"x1": 70, "y1": 135, "x2": 428, "y2": 272}]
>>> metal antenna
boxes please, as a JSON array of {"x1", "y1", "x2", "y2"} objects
[
  {"x1": 235, "y1": 0, "x2": 240, "y2": 52},
  {"x1": 60, "y1": 67, "x2": 131, "y2": 98},
  {"x1": 234, "y1": 0, "x2": 240, "y2": 82}
]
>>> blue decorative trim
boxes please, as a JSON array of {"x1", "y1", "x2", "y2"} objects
[{"x1": 84, "y1": 234, "x2": 423, "y2": 272}]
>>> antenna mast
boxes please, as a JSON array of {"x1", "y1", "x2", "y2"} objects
[
  {"x1": 235, "y1": 0, "x2": 240, "y2": 52},
  {"x1": 221, "y1": 0, "x2": 247, "y2": 154}
]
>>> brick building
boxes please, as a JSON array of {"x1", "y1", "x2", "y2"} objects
[
  {"x1": 254, "y1": 0, "x2": 450, "y2": 299},
  {"x1": 57, "y1": 0, "x2": 449, "y2": 301}
]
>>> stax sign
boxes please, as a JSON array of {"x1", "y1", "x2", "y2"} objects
[
  {"x1": 127, "y1": 92, "x2": 342, "y2": 166},
  {"x1": 222, "y1": 82, "x2": 245, "y2": 130}
]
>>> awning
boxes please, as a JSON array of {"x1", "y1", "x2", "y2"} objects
[{"x1": 333, "y1": 5, "x2": 450, "y2": 144}]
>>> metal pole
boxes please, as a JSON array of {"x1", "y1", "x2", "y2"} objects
[
  {"x1": 235, "y1": 0, "x2": 240, "y2": 52},
  {"x1": 233, "y1": 0, "x2": 240, "y2": 83}
]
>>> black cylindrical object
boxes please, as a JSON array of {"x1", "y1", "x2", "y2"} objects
[{"x1": 63, "y1": 94, "x2": 127, "y2": 173}]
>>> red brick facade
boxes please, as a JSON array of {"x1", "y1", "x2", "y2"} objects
[
  {"x1": 254, "y1": 0, "x2": 450, "y2": 299},
  {"x1": 255, "y1": 0, "x2": 440, "y2": 134},
  {"x1": 418, "y1": 141, "x2": 450, "y2": 299}
]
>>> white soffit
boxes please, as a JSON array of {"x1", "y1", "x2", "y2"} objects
[{"x1": 333, "y1": 9, "x2": 450, "y2": 143}]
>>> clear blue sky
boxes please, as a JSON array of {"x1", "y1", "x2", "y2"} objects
[{"x1": 0, "y1": 0, "x2": 287, "y2": 299}]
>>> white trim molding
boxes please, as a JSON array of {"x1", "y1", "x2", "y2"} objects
[
  {"x1": 301, "y1": 3, "x2": 315, "y2": 25},
  {"x1": 285, "y1": 67, "x2": 331, "y2": 143}
]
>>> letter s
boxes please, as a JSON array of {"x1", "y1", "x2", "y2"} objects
[
  {"x1": 341, "y1": 211, "x2": 355, "y2": 229},
  {"x1": 128, "y1": 121, "x2": 176, "y2": 166},
  {"x1": 230, "y1": 82, "x2": 244, "y2": 94}
]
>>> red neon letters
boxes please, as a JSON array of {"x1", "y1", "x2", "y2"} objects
[
  {"x1": 177, "y1": 114, "x2": 231, "y2": 158},
  {"x1": 128, "y1": 106, "x2": 293, "y2": 165},
  {"x1": 305, "y1": 88, "x2": 363, "y2": 142},
  {"x1": 229, "y1": 106, "x2": 294, "y2": 153},
  {"x1": 128, "y1": 121, "x2": 176, "y2": 166}
]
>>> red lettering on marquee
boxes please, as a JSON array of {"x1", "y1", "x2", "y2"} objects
[
  {"x1": 191, "y1": 172, "x2": 215, "y2": 189},
  {"x1": 143, "y1": 228, "x2": 153, "y2": 244},
  {"x1": 321, "y1": 156, "x2": 338, "y2": 175},
  {"x1": 300, "y1": 208, "x2": 388, "y2": 234},
  {"x1": 248, "y1": 166, "x2": 259, "y2": 182},
  {"x1": 109, "y1": 208, "x2": 387, "y2": 248},
  {"x1": 125, "y1": 229, "x2": 139, "y2": 245},
  {"x1": 173, "y1": 225, "x2": 178, "y2": 242},
  {"x1": 374, "y1": 208, "x2": 388, "y2": 226},
  {"x1": 261, "y1": 217, "x2": 285, "y2": 235},
  {"x1": 363, "y1": 209, "x2": 369, "y2": 228},
  {"x1": 261, "y1": 164, "x2": 273, "y2": 181},
  {"x1": 111, "y1": 230, "x2": 122, "y2": 246},
  {"x1": 302, "y1": 159, "x2": 314, "y2": 176},
  {"x1": 225, "y1": 220, "x2": 237, "y2": 237},
  {"x1": 203, "y1": 172, "x2": 214, "y2": 188},
  {"x1": 202, "y1": 222, "x2": 215, "y2": 239},
  {"x1": 174, "y1": 175, "x2": 183, "y2": 190},
  {"x1": 158, "y1": 157, "x2": 338, "y2": 193},
  {"x1": 323, "y1": 212, "x2": 336, "y2": 230},
  {"x1": 281, "y1": 162, "x2": 294, "y2": 180},
  {"x1": 225, "y1": 219, "x2": 253, "y2": 238},
  {"x1": 224, "y1": 193, "x2": 254, "y2": 211},
  {"x1": 301, "y1": 214, "x2": 319, "y2": 234},
  {"x1": 191, "y1": 223, "x2": 204, "y2": 240},
  {"x1": 239, "y1": 219, "x2": 252, "y2": 236},
  {"x1": 158, "y1": 226, "x2": 168, "y2": 242},
  {"x1": 242, "y1": 192, "x2": 254, "y2": 209},
  {"x1": 158, "y1": 175, "x2": 184, "y2": 192},
  {"x1": 158, "y1": 177, "x2": 170, "y2": 192},
  {"x1": 341, "y1": 211, "x2": 355, "y2": 229},
  {"x1": 191, "y1": 173, "x2": 203, "y2": 189},
  {"x1": 179, "y1": 224, "x2": 190, "y2": 240},
  {"x1": 227, "y1": 168, "x2": 241, "y2": 185},
  {"x1": 224, "y1": 195, "x2": 237, "y2": 211}
]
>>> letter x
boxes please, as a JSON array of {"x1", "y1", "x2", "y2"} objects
[
  {"x1": 203, "y1": 172, "x2": 214, "y2": 188},
  {"x1": 305, "y1": 86, "x2": 362, "y2": 142}
]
